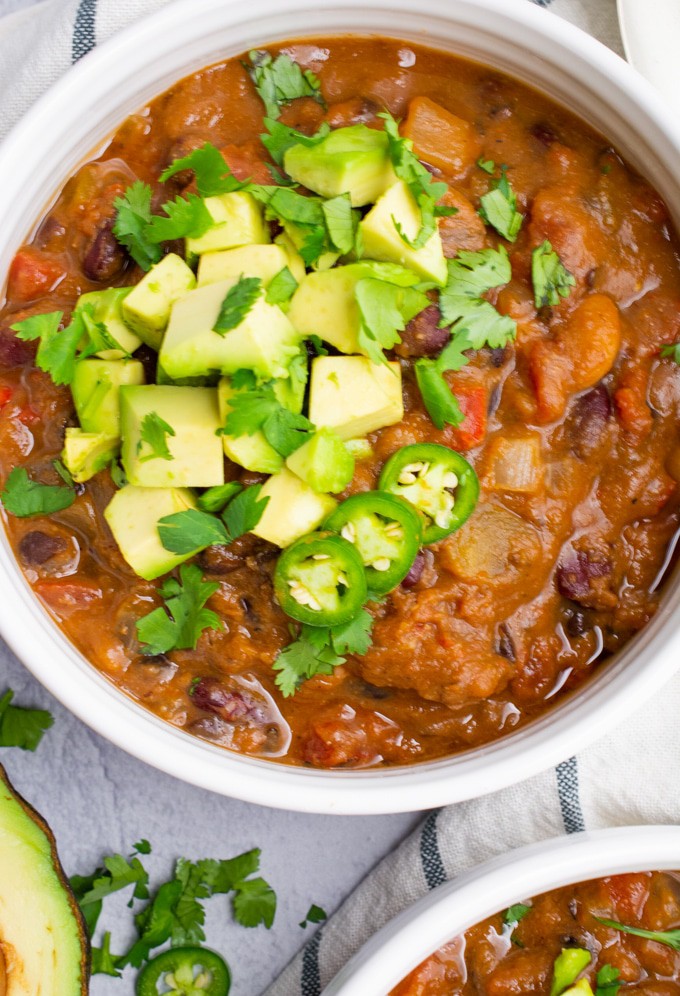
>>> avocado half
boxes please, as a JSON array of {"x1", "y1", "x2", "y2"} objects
[{"x1": 0, "y1": 764, "x2": 89, "y2": 995}]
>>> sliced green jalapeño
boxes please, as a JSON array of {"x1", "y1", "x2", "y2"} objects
[
  {"x1": 136, "y1": 946, "x2": 231, "y2": 996},
  {"x1": 274, "y1": 532, "x2": 367, "y2": 626},
  {"x1": 324, "y1": 492, "x2": 422, "y2": 595},
  {"x1": 378, "y1": 443, "x2": 479, "y2": 543}
]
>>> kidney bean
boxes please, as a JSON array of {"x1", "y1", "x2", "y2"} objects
[
  {"x1": 190, "y1": 677, "x2": 264, "y2": 722},
  {"x1": 18, "y1": 530, "x2": 67, "y2": 565},
  {"x1": 0, "y1": 327, "x2": 35, "y2": 368},
  {"x1": 395, "y1": 305, "x2": 450, "y2": 358},
  {"x1": 568, "y1": 384, "x2": 612, "y2": 459},
  {"x1": 565, "y1": 608, "x2": 588, "y2": 638},
  {"x1": 82, "y1": 220, "x2": 126, "y2": 281},
  {"x1": 556, "y1": 550, "x2": 611, "y2": 602},
  {"x1": 401, "y1": 551, "x2": 425, "y2": 588}
]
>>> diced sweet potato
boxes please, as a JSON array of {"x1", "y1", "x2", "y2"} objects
[
  {"x1": 437, "y1": 188, "x2": 488, "y2": 255},
  {"x1": 402, "y1": 96, "x2": 481, "y2": 181}
]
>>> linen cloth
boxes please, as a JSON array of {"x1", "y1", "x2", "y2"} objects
[{"x1": 0, "y1": 2, "x2": 666, "y2": 995}]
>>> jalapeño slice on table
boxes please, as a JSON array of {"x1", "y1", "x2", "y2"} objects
[
  {"x1": 379, "y1": 443, "x2": 479, "y2": 544},
  {"x1": 274, "y1": 532, "x2": 367, "y2": 626},
  {"x1": 324, "y1": 492, "x2": 422, "y2": 596},
  {"x1": 136, "y1": 946, "x2": 230, "y2": 996}
]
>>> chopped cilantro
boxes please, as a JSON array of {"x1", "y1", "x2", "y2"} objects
[
  {"x1": 479, "y1": 166, "x2": 524, "y2": 242},
  {"x1": 159, "y1": 141, "x2": 250, "y2": 196},
  {"x1": 134, "y1": 839, "x2": 152, "y2": 855},
  {"x1": 595, "y1": 964, "x2": 621, "y2": 996},
  {"x1": 53, "y1": 458, "x2": 74, "y2": 486},
  {"x1": 596, "y1": 916, "x2": 680, "y2": 951},
  {"x1": 221, "y1": 483, "x2": 270, "y2": 540},
  {"x1": 145, "y1": 192, "x2": 213, "y2": 244},
  {"x1": 322, "y1": 193, "x2": 357, "y2": 254},
  {"x1": 531, "y1": 240, "x2": 577, "y2": 308},
  {"x1": 222, "y1": 381, "x2": 314, "y2": 456},
  {"x1": 246, "y1": 50, "x2": 326, "y2": 120},
  {"x1": 379, "y1": 111, "x2": 449, "y2": 248},
  {"x1": 137, "y1": 412, "x2": 175, "y2": 463},
  {"x1": 70, "y1": 851, "x2": 150, "y2": 937},
  {"x1": 260, "y1": 118, "x2": 330, "y2": 166},
  {"x1": 233, "y1": 877, "x2": 277, "y2": 928},
  {"x1": 503, "y1": 902, "x2": 531, "y2": 926},
  {"x1": 112, "y1": 181, "x2": 163, "y2": 270},
  {"x1": 414, "y1": 358, "x2": 464, "y2": 430},
  {"x1": 214, "y1": 276, "x2": 262, "y2": 334},
  {"x1": 159, "y1": 484, "x2": 269, "y2": 556},
  {"x1": 197, "y1": 482, "x2": 243, "y2": 514},
  {"x1": 12, "y1": 311, "x2": 77, "y2": 386},
  {"x1": 661, "y1": 342, "x2": 680, "y2": 364},
  {"x1": 299, "y1": 904, "x2": 328, "y2": 929},
  {"x1": 273, "y1": 610, "x2": 373, "y2": 696},
  {"x1": 0, "y1": 689, "x2": 53, "y2": 751},
  {"x1": 477, "y1": 157, "x2": 496, "y2": 174},
  {"x1": 136, "y1": 564, "x2": 222, "y2": 656},
  {"x1": 90, "y1": 932, "x2": 121, "y2": 977},
  {"x1": 356, "y1": 278, "x2": 429, "y2": 366},
  {"x1": 266, "y1": 266, "x2": 298, "y2": 305},
  {"x1": 1, "y1": 466, "x2": 76, "y2": 517}
]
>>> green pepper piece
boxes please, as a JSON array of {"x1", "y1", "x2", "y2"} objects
[
  {"x1": 550, "y1": 948, "x2": 592, "y2": 996},
  {"x1": 136, "y1": 946, "x2": 230, "y2": 996},
  {"x1": 378, "y1": 442, "x2": 479, "y2": 544},
  {"x1": 324, "y1": 492, "x2": 422, "y2": 596},
  {"x1": 274, "y1": 531, "x2": 367, "y2": 626}
]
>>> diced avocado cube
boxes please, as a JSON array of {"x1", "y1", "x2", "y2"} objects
[
  {"x1": 286, "y1": 428, "x2": 354, "y2": 493},
  {"x1": 159, "y1": 279, "x2": 301, "y2": 382},
  {"x1": 287, "y1": 261, "x2": 419, "y2": 355},
  {"x1": 185, "y1": 191, "x2": 269, "y2": 260},
  {"x1": 273, "y1": 232, "x2": 307, "y2": 284},
  {"x1": 121, "y1": 254, "x2": 196, "y2": 350},
  {"x1": 272, "y1": 352, "x2": 308, "y2": 414},
  {"x1": 251, "y1": 468, "x2": 337, "y2": 547},
  {"x1": 62, "y1": 428, "x2": 119, "y2": 483},
  {"x1": 282, "y1": 222, "x2": 339, "y2": 272},
  {"x1": 359, "y1": 180, "x2": 447, "y2": 285},
  {"x1": 120, "y1": 385, "x2": 224, "y2": 488},
  {"x1": 197, "y1": 244, "x2": 291, "y2": 288},
  {"x1": 283, "y1": 125, "x2": 395, "y2": 207},
  {"x1": 77, "y1": 287, "x2": 141, "y2": 357},
  {"x1": 309, "y1": 356, "x2": 403, "y2": 439},
  {"x1": 71, "y1": 358, "x2": 145, "y2": 436},
  {"x1": 561, "y1": 983, "x2": 594, "y2": 996},
  {"x1": 104, "y1": 484, "x2": 199, "y2": 580},
  {"x1": 345, "y1": 438, "x2": 374, "y2": 461},
  {"x1": 217, "y1": 378, "x2": 283, "y2": 475}
]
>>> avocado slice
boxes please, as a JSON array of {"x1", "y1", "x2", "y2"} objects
[
  {"x1": 77, "y1": 287, "x2": 141, "y2": 358},
  {"x1": 251, "y1": 468, "x2": 337, "y2": 547},
  {"x1": 105, "y1": 484, "x2": 200, "y2": 579},
  {"x1": 283, "y1": 124, "x2": 395, "y2": 207},
  {"x1": 62, "y1": 428, "x2": 119, "y2": 483},
  {"x1": 286, "y1": 428, "x2": 355, "y2": 494},
  {"x1": 121, "y1": 253, "x2": 196, "y2": 350},
  {"x1": 71, "y1": 357, "x2": 145, "y2": 436},
  {"x1": 309, "y1": 355, "x2": 404, "y2": 439},
  {"x1": 197, "y1": 244, "x2": 292, "y2": 288},
  {"x1": 217, "y1": 378, "x2": 284, "y2": 475},
  {"x1": 0, "y1": 764, "x2": 89, "y2": 995},
  {"x1": 185, "y1": 191, "x2": 269, "y2": 261}
]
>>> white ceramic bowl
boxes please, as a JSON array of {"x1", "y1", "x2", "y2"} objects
[
  {"x1": 323, "y1": 825, "x2": 680, "y2": 994},
  {"x1": 1, "y1": 0, "x2": 680, "y2": 814}
]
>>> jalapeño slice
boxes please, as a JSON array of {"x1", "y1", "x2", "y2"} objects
[
  {"x1": 274, "y1": 532, "x2": 367, "y2": 626},
  {"x1": 379, "y1": 443, "x2": 479, "y2": 543},
  {"x1": 324, "y1": 492, "x2": 422, "y2": 596},
  {"x1": 136, "y1": 946, "x2": 230, "y2": 996}
]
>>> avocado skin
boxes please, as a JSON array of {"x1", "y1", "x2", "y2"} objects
[{"x1": 0, "y1": 764, "x2": 90, "y2": 994}]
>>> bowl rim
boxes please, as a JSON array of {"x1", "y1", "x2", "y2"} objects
[
  {"x1": 322, "y1": 824, "x2": 680, "y2": 994},
  {"x1": 1, "y1": 0, "x2": 680, "y2": 814}
]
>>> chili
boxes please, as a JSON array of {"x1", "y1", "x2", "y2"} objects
[
  {"x1": 274, "y1": 532, "x2": 367, "y2": 626},
  {"x1": 136, "y1": 947, "x2": 230, "y2": 996}
]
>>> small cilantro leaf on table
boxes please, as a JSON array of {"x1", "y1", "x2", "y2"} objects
[
  {"x1": 214, "y1": 275, "x2": 262, "y2": 334},
  {"x1": 90, "y1": 933, "x2": 121, "y2": 977},
  {"x1": 233, "y1": 877, "x2": 277, "y2": 928},
  {"x1": 112, "y1": 181, "x2": 163, "y2": 270},
  {"x1": 1, "y1": 467, "x2": 76, "y2": 518},
  {"x1": 159, "y1": 141, "x2": 250, "y2": 196},
  {"x1": 136, "y1": 564, "x2": 222, "y2": 656},
  {"x1": 145, "y1": 192, "x2": 213, "y2": 244},
  {"x1": 0, "y1": 689, "x2": 53, "y2": 751},
  {"x1": 479, "y1": 166, "x2": 524, "y2": 241},
  {"x1": 246, "y1": 50, "x2": 326, "y2": 120},
  {"x1": 274, "y1": 611, "x2": 374, "y2": 696},
  {"x1": 531, "y1": 240, "x2": 576, "y2": 308},
  {"x1": 300, "y1": 904, "x2": 328, "y2": 929},
  {"x1": 137, "y1": 412, "x2": 175, "y2": 463},
  {"x1": 266, "y1": 266, "x2": 299, "y2": 306}
]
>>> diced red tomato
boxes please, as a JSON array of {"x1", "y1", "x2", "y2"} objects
[
  {"x1": 221, "y1": 142, "x2": 273, "y2": 185},
  {"x1": 34, "y1": 581, "x2": 103, "y2": 617},
  {"x1": 7, "y1": 248, "x2": 65, "y2": 304},
  {"x1": 441, "y1": 378, "x2": 488, "y2": 450},
  {"x1": 605, "y1": 873, "x2": 651, "y2": 921},
  {"x1": 0, "y1": 386, "x2": 12, "y2": 408}
]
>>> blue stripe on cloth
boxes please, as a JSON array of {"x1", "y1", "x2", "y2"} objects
[
  {"x1": 420, "y1": 809, "x2": 447, "y2": 889},
  {"x1": 72, "y1": 0, "x2": 97, "y2": 62},
  {"x1": 556, "y1": 756, "x2": 586, "y2": 834},
  {"x1": 301, "y1": 926, "x2": 323, "y2": 996}
]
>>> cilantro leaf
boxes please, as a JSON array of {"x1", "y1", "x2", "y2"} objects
[
  {"x1": 477, "y1": 157, "x2": 496, "y2": 174},
  {"x1": 1, "y1": 467, "x2": 75, "y2": 518},
  {"x1": 222, "y1": 381, "x2": 314, "y2": 456},
  {"x1": 379, "y1": 111, "x2": 448, "y2": 249},
  {"x1": 262, "y1": 407, "x2": 314, "y2": 457},
  {"x1": 595, "y1": 964, "x2": 621, "y2": 996},
  {"x1": 214, "y1": 276, "x2": 262, "y2": 335},
  {"x1": 233, "y1": 877, "x2": 277, "y2": 928},
  {"x1": 158, "y1": 508, "x2": 229, "y2": 555},
  {"x1": 12, "y1": 310, "x2": 81, "y2": 386},
  {"x1": 0, "y1": 689, "x2": 53, "y2": 751},
  {"x1": 90, "y1": 932, "x2": 121, "y2": 977},
  {"x1": 71, "y1": 850, "x2": 149, "y2": 939},
  {"x1": 134, "y1": 839, "x2": 152, "y2": 855},
  {"x1": 197, "y1": 482, "x2": 243, "y2": 514},
  {"x1": 531, "y1": 240, "x2": 576, "y2": 308},
  {"x1": 661, "y1": 342, "x2": 680, "y2": 364},
  {"x1": 273, "y1": 612, "x2": 373, "y2": 696},
  {"x1": 444, "y1": 246, "x2": 513, "y2": 299},
  {"x1": 299, "y1": 227, "x2": 330, "y2": 267},
  {"x1": 439, "y1": 251, "x2": 516, "y2": 350},
  {"x1": 137, "y1": 412, "x2": 175, "y2": 463},
  {"x1": 112, "y1": 181, "x2": 162, "y2": 270},
  {"x1": 136, "y1": 564, "x2": 222, "y2": 655},
  {"x1": 479, "y1": 166, "x2": 524, "y2": 242},
  {"x1": 329, "y1": 609, "x2": 374, "y2": 655},
  {"x1": 266, "y1": 266, "x2": 298, "y2": 305},
  {"x1": 159, "y1": 141, "x2": 250, "y2": 197},
  {"x1": 414, "y1": 358, "x2": 464, "y2": 430},
  {"x1": 123, "y1": 879, "x2": 183, "y2": 967},
  {"x1": 596, "y1": 916, "x2": 680, "y2": 951},
  {"x1": 322, "y1": 193, "x2": 357, "y2": 254},
  {"x1": 246, "y1": 50, "x2": 326, "y2": 120},
  {"x1": 264, "y1": 186, "x2": 325, "y2": 228},
  {"x1": 356, "y1": 278, "x2": 429, "y2": 366},
  {"x1": 221, "y1": 483, "x2": 269, "y2": 542},
  {"x1": 300, "y1": 904, "x2": 327, "y2": 928},
  {"x1": 503, "y1": 903, "x2": 532, "y2": 926},
  {"x1": 261, "y1": 118, "x2": 331, "y2": 166},
  {"x1": 145, "y1": 192, "x2": 213, "y2": 244}
]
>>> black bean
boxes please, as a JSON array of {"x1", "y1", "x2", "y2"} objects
[
  {"x1": 197, "y1": 543, "x2": 242, "y2": 575},
  {"x1": 396, "y1": 306, "x2": 450, "y2": 358},
  {"x1": 490, "y1": 347, "x2": 506, "y2": 368},
  {"x1": 565, "y1": 609, "x2": 588, "y2": 639},
  {"x1": 530, "y1": 121, "x2": 559, "y2": 147},
  {"x1": 401, "y1": 551, "x2": 425, "y2": 588},
  {"x1": 357, "y1": 681, "x2": 392, "y2": 700},
  {"x1": 568, "y1": 385, "x2": 612, "y2": 459},
  {"x1": 82, "y1": 220, "x2": 126, "y2": 282},
  {"x1": 0, "y1": 327, "x2": 35, "y2": 368},
  {"x1": 18, "y1": 530, "x2": 67, "y2": 566},
  {"x1": 496, "y1": 622, "x2": 516, "y2": 662}
]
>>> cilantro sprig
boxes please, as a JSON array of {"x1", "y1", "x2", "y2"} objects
[
  {"x1": 246, "y1": 50, "x2": 326, "y2": 120},
  {"x1": 300, "y1": 904, "x2": 327, "y2": 929},
  {"x1": 479, "y1": 166, "x2": 524, "y2": 242},
  {"x1": 266, "y1": 266, "x2": 299, "y2": 306},
  {"x1": 356, "y1": 278, "x2": 430, "y2": 367},
  {"x1": 503, "y1": 903, "x2": 531, "y2": 927},
  {"x1": 261, "y1": 119, "x2": 331, "y2": 167},
  {"x1": 595, "y1": 964, "x2": 621, "y2": 996},
  {"x1": 160, "y1": 142, "x2": 251, "y2": 197},
  {"x1": 222, "y1": 379, "x2": 315, "y2": 457},
  {"x1": 214, "y1": 276, "x2": 262, "y2": 334},
  {"x1": 1, "y1": 467, "x2": 76, "y2": 518},
  {"x1": 137, "y1": 412, "x2": 175, "y2": 463},
  {"x1": 596, "y1": 916, "x2": 680, "y2": 951},
  {"x1": 0, "y1": 689, "x2": 53, "y2": 750},
  {"x1": 661, "y1": 342, "x2": 680, "y2": 364},
  {"x1": 531, "y1": 240, "x2": 576, "y2": 308},
  {"x1": 273, "y1": 609, "x2": 373, "y2": 696},
  {"x1": 136, "y1": 564, "x2": 223, "y2": 656},
  {"x1": 157, "y1": 484, "x2": 269, "y2": 557}
]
